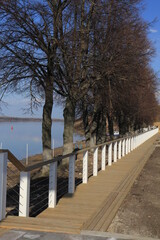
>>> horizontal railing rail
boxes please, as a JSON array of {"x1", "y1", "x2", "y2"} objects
[
  {"x1": 0, "y1": 127, "x2": 158, "y2": 221},
  {"x1": 0, "y1": 130, "x2": 154, "y2": 172},
  {"x1": 0, "y1": 138, "x2": 128, "y2": 172}
]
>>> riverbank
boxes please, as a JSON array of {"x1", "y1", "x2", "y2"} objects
[{"x1": 0, "y1": 116, "x2": 63, "y2": 122}]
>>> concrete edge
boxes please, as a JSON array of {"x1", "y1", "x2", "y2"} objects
[
  {"x1": 0, "y1": 230, "x2": 25, "y2": 240},
  {"x1": 81, "y1": 230, "x2": 160, "y2": 240}
]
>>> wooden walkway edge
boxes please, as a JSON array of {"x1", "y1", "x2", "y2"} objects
[{"x1": 0, "y1": 134, "x2": 158, "y2": 234}]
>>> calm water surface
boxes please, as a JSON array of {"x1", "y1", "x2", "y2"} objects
[{"x1": 0, "y1": 121, "x2": 83, "y2": 159}]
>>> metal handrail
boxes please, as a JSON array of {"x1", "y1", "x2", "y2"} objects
[{"x1": 0, "y1": 127, "x2": 158, "y2": 172}]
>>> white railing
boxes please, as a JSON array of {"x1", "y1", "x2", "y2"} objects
[{"x1": 0, "y1": 127, "x2": 158, "y2": 221}]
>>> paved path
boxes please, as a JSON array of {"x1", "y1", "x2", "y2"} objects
[
  {"x1": 0, "y1": 230, "x2": 160, "y2": 240},
  {"x1": 0, "y1": 134, "x2": 158, "y2": 235},
  {"x1": 0, "y1": 230, "x2": 8, "y2": 238}
]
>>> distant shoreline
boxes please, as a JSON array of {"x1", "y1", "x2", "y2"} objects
[{"x1": 0, "y1": 116, "x2": 64, "y2": 122}]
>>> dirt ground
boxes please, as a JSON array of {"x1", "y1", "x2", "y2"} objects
[{"x1": 108, "y1": 146, "x2": 160, "y2": 239}]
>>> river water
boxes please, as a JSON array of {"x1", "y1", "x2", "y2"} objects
[{"x1": 0, "y1": 121, "x2": 83, "y2": 159}]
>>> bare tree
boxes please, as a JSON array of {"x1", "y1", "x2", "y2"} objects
[
  {"x1": 0, "y1": 0, "x2": 70, "y2": 166},
  {"x1": 79, "y1": 0, "x2": 158, "y2": 141},
  {"x1": 0, "y1": 0, "x2": 158, "y2": 163},
  {"x1": 53, "y1": 0, "x2": 96, "y2": 154}
]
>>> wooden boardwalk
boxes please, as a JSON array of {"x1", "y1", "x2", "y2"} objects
[{"x1": 0, "y1": 134, "x2": 158, "y2": 234}]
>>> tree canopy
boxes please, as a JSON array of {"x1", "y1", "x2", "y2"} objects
[{"x1": 0, "y1": 0, "x2": 158, "y2": 158}]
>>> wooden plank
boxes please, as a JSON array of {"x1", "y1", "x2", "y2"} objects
[
  {"x1": 37, "y1": 213, "x2": 87, "y2": 221},
  {"x1": 38, "y1": 211, "x2": 88, "y2": 219},
  {"x1": 4, "y1": 216, "x2": 82, "y2": 226},
  {"x1": 0, "y1": 224, "x2": 80, "y2": 234},
  {"x1": 0, "y1": 150, "x2": 25, "y2": 171},
  {"x1": 1, "y1": 217, "x2": 82, "y2": 234}
]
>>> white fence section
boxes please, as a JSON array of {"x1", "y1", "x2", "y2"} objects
[
  {"x1": 0, "y1": 152, "x2": 7, "y2": 221},
  {"x1": 0, "y1": 127, "x2": 158, "y2": 220},
  {"x1": 48, "y1": 162, "x2": 57, "y2": 208},
  {"x1": 19, "y1": 172, "x2": 30, "y2": 217}
]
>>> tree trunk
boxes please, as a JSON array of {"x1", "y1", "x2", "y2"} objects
[
  {"x1": 89, "y1": 110, "x2": 98, "y2": 149},
  {"x1": 118, "y1": 115, "x2": 126, "y2": 136},
  {"x1": 42, "y1": 79, "x2": 53, "y2": 174},
  {"x1": 82, "y1": 105, "x2": 90, "y2": 147},
  {"x1": 96, "y1": 111, "x2": 107, "y2": 144},
  {"x1": 63, "y1": 97, "x2": 75, "y2": 163},
  {"x1": 90, "y1": 133, "x2": 96, "y2": 149},
  {"x1": 101, "y1": 112, "x2": 107, "y2": 143},
  {"x1": 95, "y1": 112, "x2": 101, "y2": 144},
  {"x1": 119, "y1": 115, "x2": 128, "y2": 136},
  {"x1": 108, "y1": 114, "x2": 114, "y2": 139}
]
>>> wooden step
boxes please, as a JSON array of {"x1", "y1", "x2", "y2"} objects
[{"x1": 0, "y1": 216, "x2": 81, "y2": 234}]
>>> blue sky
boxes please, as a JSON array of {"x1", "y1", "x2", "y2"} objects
[
  {"x1": 1, "y1": 93, "x2": 64, "y2": 119},
  {"x1": 141, "y1": 0, "x2": 160, "y2": 74},
  {"x1": 1, "y1": 0, "x2": 160, "y2": 119}
]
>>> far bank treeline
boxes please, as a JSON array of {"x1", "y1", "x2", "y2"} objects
[{"x1": 0, "y1": 0, "x2": 158, "y2": 161}]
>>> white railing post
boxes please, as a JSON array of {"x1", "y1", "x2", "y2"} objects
[
  {"x1": 0, "y1": 143, "x2": 2, "y2": 150},
  {"x1": 136, "y1": 136, "x2": 138, "y2": 147},
  {"x1": 122, "y1": 139, "x2": 125, "y2": 157},
  {"x1": 132, "y1": 136, "x2": 134, "y2": 148},
  {"x1": 68, "y1": 155, "x2": 75, "y2": 194},
  {"x1": 0, "y1": 152, "x2": 7, "y2": 221},
  {"x1": 137, "y1": 136, "x2": 139, "y2": 147},
  {"x1": 114, "y1": 142, "x2": 117, "y2": 163},
  {"x1": 131, "y1": 137, "x2": 134, "y2": 151},
  {"x1": 125, "y1": 138, "x2": 128, "y2": 154},
  {"x1": 142, "y1": 134, "x2": 144, "y2": 144},
  {"x1": 140, "y1": 135, "x2": 142, "y2": 145},
  {"x1": 48, "y1": 162, "x2": 57, "y2": 208},
  {"x1": 134, "y1": 136, "x2": 136, "y2": 149},
  {"x1": 83, "y1": 150, "x2": 88, "y2": 183},
  {"x1": 93, "y1": 147, "x2": 98, "y2": 176},
  {"x1": 101, "y1": 145, "x2": 106, "y2": 171},
  {"x1": 139, "y1": 135, "x2": 141, "y2": 146},
  {"x1": 127, "y1": 138, "x2": 129, "y2": 153},
  {"x1": 136, "y1": 136, "x2": 139, "y2": 147},
  {"x1": 108, "y1": 143, "x2": 112, "y2": 166},
  {"x1": 19, "y1": 171, "x2": 30, "y2": 217},
  {"x1": 118, "y1": 140, "x2": 122, "y2": 159},
  {"x1": 128, "y1": 138, "x2": 131, "y2": 153}
]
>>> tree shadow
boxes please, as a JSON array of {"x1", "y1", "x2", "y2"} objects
[{"x1": 6, "y1": 175, "x2": 84, "y2": 217}]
